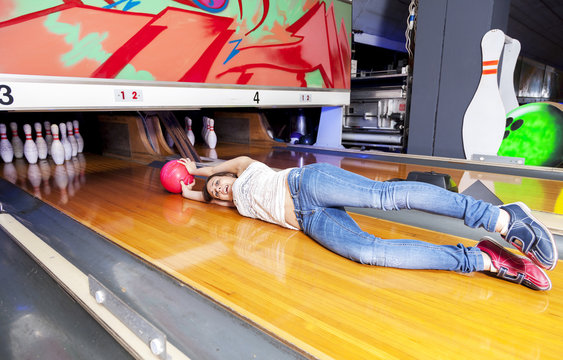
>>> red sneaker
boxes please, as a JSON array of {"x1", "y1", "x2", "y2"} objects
[{"x1": 477, "y1": 237, "x2": 552, "y2": 291}]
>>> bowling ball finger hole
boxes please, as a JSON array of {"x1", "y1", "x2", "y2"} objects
[{"x1": 510, "y1": 119, "x2": 524, "y2": 131}]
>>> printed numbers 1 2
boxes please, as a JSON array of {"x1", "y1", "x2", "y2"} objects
[{"x1": 114, "y1": 89, "x2": 143, "y2": 102}]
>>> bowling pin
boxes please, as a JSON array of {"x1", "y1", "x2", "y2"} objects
[
  {"x1": 185, "y1": 116, "x2": 195, "y2": 145},
  {"x1": 206, "y1": 118, "x2": 217, "y2": 149},
  {"x1": 0, "y1": 123, "x2": 14, "y2": 163},
  {"x1": 23, "y1": 124, "x2": 38, "y2": 164},
  {"x1": 59, "y1": 122, "x2": 72, "y2": 161},
  {"x1": 499, "y1": 37, "x2": 521, "y2": 114},
  {"x1": 34, "y1": 122, "x2": 48, "y2": 160},
  {"x1": 73, "y1": 120, "x2": 84, "y2": 153},
  {"x1": 10, "y1": 122, "x2": 24, "y2": 158},
  {"x1": 202, "y1": 116, "x2": 209, "y2": 144},
  {"x1": 44, "y1": 121, "x2": 53, "y2": 155},
  {"x1": 50, "y1": 124, "x2": 65, "y2": 165},
  {"x1": 66, "y1": 121, "x2": 78, "y2": 157},
  {"x1": 462, "y1": 29, "x2": 506, "y2": 160}
]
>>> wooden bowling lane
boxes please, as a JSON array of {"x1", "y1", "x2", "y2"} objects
[{"x1": 1, "y1": 148, "x2": 563, "y2": 359}]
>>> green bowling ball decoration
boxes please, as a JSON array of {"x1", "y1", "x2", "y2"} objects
[{"x1": 498, "y1": 102, "x2": 563, "y2": 167}]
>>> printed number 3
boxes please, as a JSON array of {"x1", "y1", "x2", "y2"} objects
[{"x1": 0, "y1": 85, "x2": 14, "y2": 105}]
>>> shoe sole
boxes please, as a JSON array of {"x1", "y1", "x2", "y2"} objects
[{"x1": 508, "y1": 202, "x2": 558, "y2": 271}]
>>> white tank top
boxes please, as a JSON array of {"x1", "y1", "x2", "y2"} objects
[{"x1": 232, "y1": 162, "x2": 298, "y2": 230}]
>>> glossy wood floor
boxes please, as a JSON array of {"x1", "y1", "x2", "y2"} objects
[{"x1": 2, "y1": 144, "x2": 563, "y2": 360}]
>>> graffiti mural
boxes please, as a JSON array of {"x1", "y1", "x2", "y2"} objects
[{"x1": 0, "y1": 0, "x2": 351, "y2": 89}]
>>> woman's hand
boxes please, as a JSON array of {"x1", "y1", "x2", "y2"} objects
[
  {"x1": 178, "y1": 158, "x2": 197, "y2": 175},
  {"x1": 180, "y1": 178, "x2": 196, "y2": 198}
]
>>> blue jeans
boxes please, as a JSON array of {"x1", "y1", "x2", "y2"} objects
[{"x1": 287, "y1": 163, "x2": 500, "y2": 272}]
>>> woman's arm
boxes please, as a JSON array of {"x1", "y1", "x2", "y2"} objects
[
  {"x1": 179, "y1": 179, "x2": 205, "y2": 202},
  {"x1": 180, "y1": 180, "x2": 235, "y2": 207},
  {"x1": 179, "y1": 156, "x2": 255, "y2": 177}
]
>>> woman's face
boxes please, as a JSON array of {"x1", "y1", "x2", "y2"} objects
[{"x1": 207, "y1": 175, "x2": 236, "y2": 201}]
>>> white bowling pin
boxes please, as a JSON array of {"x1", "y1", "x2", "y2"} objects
[
  {"x1": 499, "y1": 38, "x2": 521, "y2": 114},
  {"x1": 59, "y1": 123, "x2": 72, "y2": 161},
  {"x1": 207, "y1": 118, "x2": 217, "y2": 149},
  {"x1": 10, "y1": 122, "x2": 24, "y2": 158},
  {"x1": 462, "y1": 29, "x2": 507, "y2": 160},
  {"x1": 0, "y1": 123, "x2": 14, "y2": 163},
  {"x1": 73, "y1": 120, "x2": 84, "y2": 153},
  {"x1": 202, "y1": 116, "x2": 209, "y2": 143},
  {"x1": 50, "y1": 124, "x2": 65, "y2": 165},
  {"x1": 66, "y1": 121, "x2": 78, "y2": 157},
  {"x1": 185, "y1": 116, "x2": 195, "y2": 145},
  {"x1": 34, "y1": 122, "x2": 48, "y2": 160},
  {"x1": 23, "y1": 124, "x2": 38, "y2": 164},
  {"x1": 44, "y1": 121, "x2": 53, "y2": 155}
]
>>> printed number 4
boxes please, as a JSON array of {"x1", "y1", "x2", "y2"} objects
[
  {"x1": 0, "y1": 85, "x2": 14, "y2": 105},
  {"x1": 253, "y1": 91, "x2": 260, "y2": 104}
]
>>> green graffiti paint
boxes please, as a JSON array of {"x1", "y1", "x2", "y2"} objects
[
  {"x1": 44, "y1": 13, "x2": 111, "y2": 67},
  {"x1": 115, "y1": 64, "x2": 155, "y2": 81},
  {"x1": 498, "y1": 102, "x2": 563, "y2": 167},
  {"x1": 305, "y1": 69, "x2": 324, "y2": 88}
]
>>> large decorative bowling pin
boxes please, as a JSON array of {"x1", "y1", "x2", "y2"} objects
[
  {"x1": 498, "y1": 37, "x2": 521, "y2": 114},
  {"x1": 10, "y1": 122, "x2": 24, "y2": 158},
  {"x1": 50, "y1": 124, "x2": 65, "y2": 165},
  {"x1": 73, "y1": 120, "x2": 84, "y2": 153},
  {"x1": 59, "y1": 122, "x2": 72, "y2": 161},
  {"x1": 185, "y1": 116, "x2": 195, "y2": 145},
  {"x1": 34, "y1": 122, "x2": 48, "y2": 160},
  {"x1": 0, "y1": 123, "x2": 14, "y2": 163},
  {"x1": 23, "y1": 124, "x2": 38, "y2": 164},
  {"x1": 462, "y1": 29, "x2": 507, "y2": 160}
]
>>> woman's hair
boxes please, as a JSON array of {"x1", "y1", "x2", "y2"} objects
[{"x1": 202, "y1": 171, "x2": 238, "y2": 202}]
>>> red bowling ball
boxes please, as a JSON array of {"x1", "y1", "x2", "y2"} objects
[{"x1": 160, "y1": 160, "x2": 194, "y2": 193}]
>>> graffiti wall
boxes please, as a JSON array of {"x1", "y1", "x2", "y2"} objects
[{"x1": 0, "y1": 0, "x2": 351, "y2": 90}]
